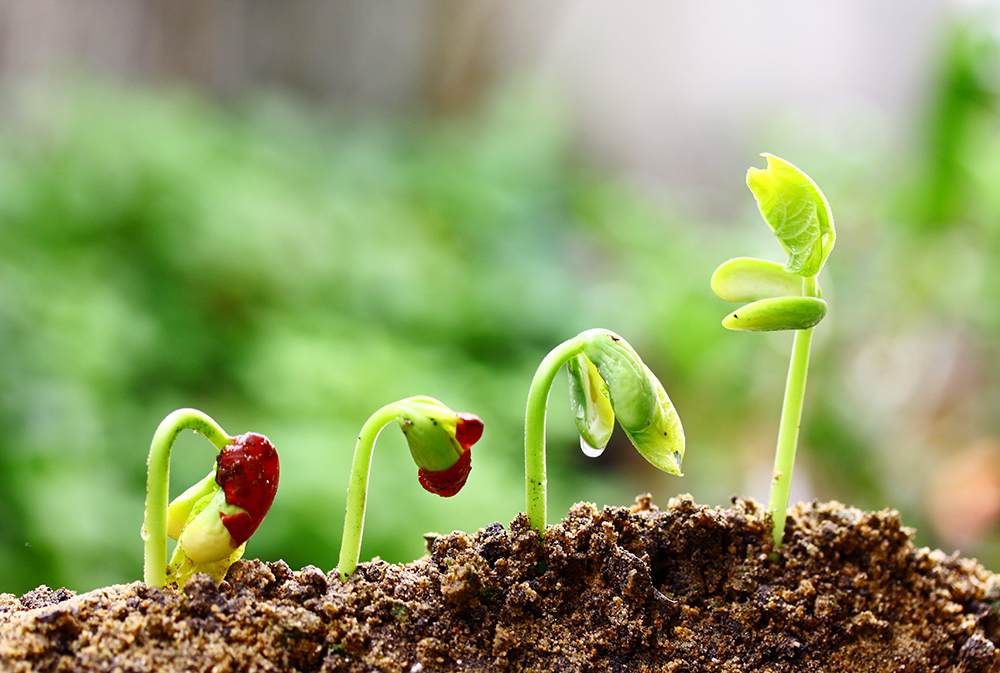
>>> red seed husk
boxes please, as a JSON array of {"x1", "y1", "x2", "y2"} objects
[
  {"x1": 215, "y1": 433, "x2": 279, "y2": 547},
  {"x1": 455, "y1": 413, "x2": 484, "y2": 450},
  {"x1": 418, "y1": 412, "x2": 482, "y2": 497},
  {"x1": 418, "y1": 447, "x2": 472, "y2": 497}
]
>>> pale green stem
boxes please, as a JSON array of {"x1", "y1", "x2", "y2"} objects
[
  {"x1": 767, "y1": 275, "x2": 820, "y2": 548},
  {"x1": 143, "y1": 408, "x2": 231, "y2": 587},
  {"x1": 525, "y1": 336, "x2": 586, "y2": 533},
  {"x1": 338, "y1": 401, "x2": 405, "y2": 581}
]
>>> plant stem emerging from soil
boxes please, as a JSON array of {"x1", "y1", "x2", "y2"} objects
[
  {"x1": 524, "y1": 336, "x2": 587, "y2": 533},
  {"x1": 768, "y1": 277, "x2": 817, "y2": 548},
  {"x1": 338, "y1": 397, "x2": 482, "y2": 581},
  {"x1": 143, "y1": 408, "x2": 231, "y2": 588},
  {"x1": 525, "y1": 330, "x2": 684, "y2": 533},
  {"x1": 339, "y1": 401, "x2": 401, "y2": 582},
  {"x1": 712, "y1": 155, "x2": 835, "y2": 550}
]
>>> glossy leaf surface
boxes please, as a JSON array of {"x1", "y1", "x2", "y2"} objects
[
  {"x1": 567, "y1": 353, "x2": 614, "y2": 454},
  {"x1": 711, "y1": 257, "x2": 804, "y2": 302},
  {"x1": 747, "y1": 154, "x2": 835, "y2": 277},
  {"x1": 722, "y1": 296, "x2": 828, "y2": 332},
  {"x1": 577, "y1": 330, "x2": 684, "y2": 475}
]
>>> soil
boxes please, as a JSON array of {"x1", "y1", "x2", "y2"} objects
[{"x1": 1, "y1": 494, "x2": 999, "y2": 672}]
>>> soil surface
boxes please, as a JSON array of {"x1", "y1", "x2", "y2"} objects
[{"x1": 2, "y1": 494, "x2": 999, "y2": 672}]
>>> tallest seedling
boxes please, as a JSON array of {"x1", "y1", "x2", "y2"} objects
[{"x1": 711, "y1": 154, "x2": 835, "y2": 548}]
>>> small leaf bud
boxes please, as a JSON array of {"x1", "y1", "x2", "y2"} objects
[{"x1": 397, "y1": 397, "x2": 484, "y2": 497}]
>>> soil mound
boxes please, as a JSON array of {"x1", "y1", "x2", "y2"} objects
[{"x1": 2, "y1": 495, "x2": 998, "y2": 672}]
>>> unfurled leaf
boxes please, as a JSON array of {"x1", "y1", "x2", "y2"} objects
[
  {"x1": 747, "y1": 154, "x2": 835, "y2": 277},
  {"x1": 711, "y1": 257, "x2": 804, "y2": 303}
]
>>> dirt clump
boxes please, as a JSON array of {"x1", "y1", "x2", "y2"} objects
[{"x1": 1, "y1": 494, "x2": 998, "y2": 672}]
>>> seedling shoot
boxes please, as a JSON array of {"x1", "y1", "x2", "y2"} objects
[
  {"x1": 711, "y1": 153, "x2": 835, "y2": 548},
  {"x1": 142, "y1": 408, "x2": 280, "y2": 588},
  {"x1": 337, "y1": 396, "x2": 484, "y2": 581},
  {"x1": 524, "y1": 329, "x2": 685, "y2": 532}
]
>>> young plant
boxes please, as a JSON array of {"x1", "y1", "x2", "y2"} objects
[
  {"x1": 711, "y1": 153, "x2": 835, "y2": 548},
  {"x1": 524, "y1": 328, "x2": 685, "y2": 532},
  {"x1": 338, "y1": 396, "x2": 484, "y2": 581},
  {"x1": 142, "y1": 408, "x2": 280, "y2": 588}
]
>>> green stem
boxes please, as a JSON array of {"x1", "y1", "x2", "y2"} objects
[
  {"x1": 338, "y1": 400, "x2": 405, "y2": 581},
  {"x1": 143, "y1": 408, "x2": 231, "y2": 587},
  {"x1": 767, "y1": 275, "x2": 819, "y2": 548},
  {"x1": 525, "y1": 336, "x2": 586, "y2": 533}
]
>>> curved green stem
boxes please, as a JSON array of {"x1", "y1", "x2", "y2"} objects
[
  {"x1": 525, "y1": 336, "x2": 587, "y2": 533},
  {"x1": 338, "y1": 400, "x2": 405, "y2": 581},
  {"x1": 143, "y1": 408, "x2": 231, "y2": 587},
  {"x1": 767, "y1": 275, "x2": 819, "y2": 548}
]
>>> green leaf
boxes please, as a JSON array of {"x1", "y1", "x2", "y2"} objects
[
  {"x1": 577, "y1": 330, "x2": 685, "y2": 475},
  {"x1": 722, "y1": 296, "x2": 828, "y2": 332},
  {"x1": 578, "y1": 331, "x2": 655, "y2": 432},
  {"x1": 166, "y1": 470, "x2": 219, "y2": 541},
  {"x1": 747, "y1": 154, "x2": 835, "y2": 277},
  {"x1": 567, "y1": 353, "x2": 614, "y2": 455},
  {"x1": 620, "y1": 364, "x2": 684, "y2": 475},
  {"x1": 711, "y1": 257, "x2": 804, "y2": 302},
  {"x1": 396, "y1": 397, "x2": 463, "y2": 472}
]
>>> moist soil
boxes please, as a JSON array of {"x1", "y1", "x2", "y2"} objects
[{"x1": 2, "y1": 494, "x2": 999, "y2": 672}]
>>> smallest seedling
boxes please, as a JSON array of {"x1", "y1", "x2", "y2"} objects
[
  {"x1": 337, "y1": 396, "x2": 484, "y2": 581},
  {"x1": 711, "y1": 153, "x2": 835, "y2": 549},
  {"x1": 143, "y1": 408, "x2": 279, "y2": 588}
]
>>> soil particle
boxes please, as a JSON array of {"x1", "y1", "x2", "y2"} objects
[{"x1": 2, "y1": 495, "x2": 998, "y2": 672}]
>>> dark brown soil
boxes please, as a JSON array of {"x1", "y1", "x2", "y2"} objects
[{"x1": 2, "y1": 494, "x2": 999, "y2": 672}]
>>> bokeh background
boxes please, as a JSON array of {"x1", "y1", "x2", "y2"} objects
[{"x1": 2, "y1": 1, "x2": 1000, "y2": 595}]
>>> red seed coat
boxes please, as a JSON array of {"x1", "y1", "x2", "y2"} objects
[
  {"x1": 455, "y1": 413, "x2": 484, "y2": 449},
  {"x1": 418, "y1": 448, "x2": 472, "y2": 497},
  {"x1": 215, "y1": 432, "x2": 279, "y2": 547},
  {"x1": 418, "y1": 413, "x2": 483, "y2": 497}
]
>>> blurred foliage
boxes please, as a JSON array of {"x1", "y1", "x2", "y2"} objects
[
  {"x1": 0, "y1": 79, "x2": 731, "y2": 594},
  {"x1": 3, "y1": 12, "x2": 1000, "y2": 594}
]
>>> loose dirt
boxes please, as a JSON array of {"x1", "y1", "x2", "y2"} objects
[{"x1": 2, "y1": 495, "x2": 998, "y2": 672}]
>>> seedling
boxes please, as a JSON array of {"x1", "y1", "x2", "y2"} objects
[
  {"x1": 711, "y1": 153, "x2": 835, "y2": 548},
  {"x1": 338, "y1": 396, "x2": 484, "y2": 581},
  {"x1": 524, "y1": 328, "x2": 685, "y2": 532},
  {"x1": 142, "y1": 408, "x2": 279, "y2": 588}
]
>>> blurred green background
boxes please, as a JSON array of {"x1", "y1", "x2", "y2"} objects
[{"x1": 2, "y1": 3, "x2": 1000, "y2": 595}]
